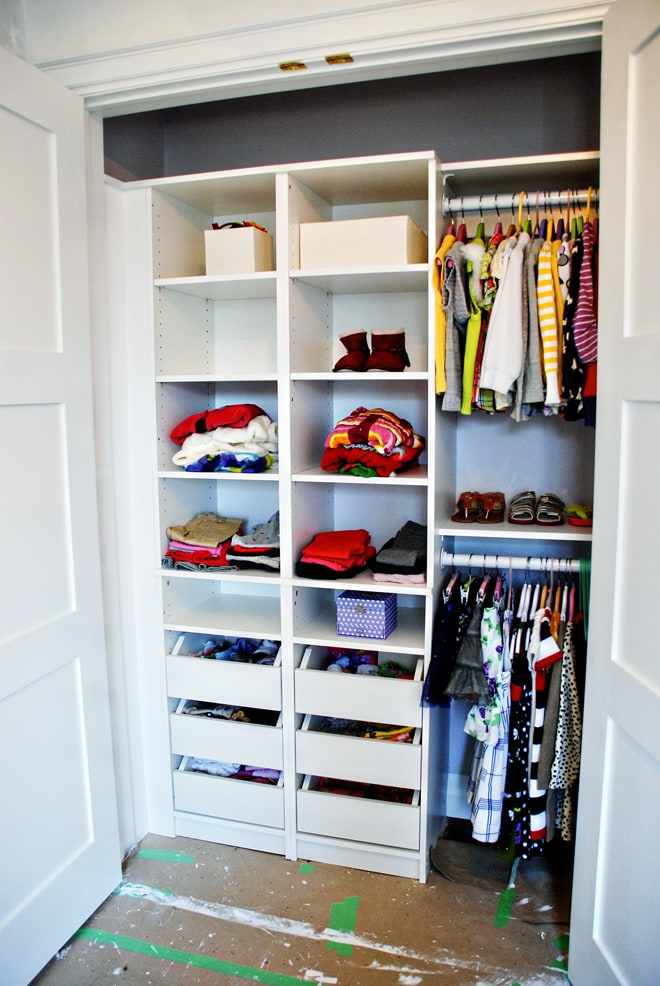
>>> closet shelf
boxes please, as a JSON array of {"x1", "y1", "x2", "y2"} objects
[
  {"x1": 155, "y1": 272, "x2": 277, "y2": 300},
  {"x1": 156, "y1": 373, "x2": 279, "y2": 384},
  {"x1": 293, "y1": 607, "x2": 425, "y2": 655},
  {"x1": 290, "y1": 371, "x2": 429, "y2": 382},
  {"x1": 288, "y1": 571, "x2": 430, "y2": 597},
  {"x1": 435, "y1": 520, "x2": 592, "y2": 542},
  {"x1": 159, "y1": 567, "x2": 281, "y2": 584},
  {"x1": 289, "y1": 266, "x2": 428, "y2": 294},
  {"x1": 293, "y1": 464, "x2": 428, "y2": 485},
  {"x1": 158, "y1": 469, "x2": 279, "y2": 481},
  {"x1": 441, "y1": 150, "x2": 600, "y2": 197},
  {"x1": 163, "y1": 595, "x2": 281, "y2": 639}
]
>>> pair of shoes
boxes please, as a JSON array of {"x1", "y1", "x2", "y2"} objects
[
  {"x1": 333, "y1": 329, "x2": 410, "y2": 372},
  {"x1": 451, "y1": 491, "x2": 506, "y2": 524},
  {"x1": 508, "y1": 491, "x2": 565, "y2": 526},
  {"x1": 566, "y1": 503, "x2": 593, "y2": 527}
]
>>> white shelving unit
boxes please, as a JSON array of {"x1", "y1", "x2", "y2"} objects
[{"x1": 120, "y1": 147, "x2": 598, "y2": 881}]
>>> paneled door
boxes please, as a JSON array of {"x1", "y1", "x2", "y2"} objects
[
  {"x1": 0, "y1": 47, "x2": 120, "y2": 985},
  {"x1": 569, "y1": 1, "x2": 660, "y2": 983}
]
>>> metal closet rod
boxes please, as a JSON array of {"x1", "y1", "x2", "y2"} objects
[
  {"x1": 442, "y1": 188, "x2": 598, "y2": 217},
  {"x1": 440, "y1": 549, "x2": 584, "y2": 574}
]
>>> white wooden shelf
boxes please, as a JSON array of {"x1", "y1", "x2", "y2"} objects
[
  {"x1": 155, "y1": 272, "x2": 277, "y2": 300},
  {"x1": 290, "y1": 265, "x2": 428, "y2": 294}
]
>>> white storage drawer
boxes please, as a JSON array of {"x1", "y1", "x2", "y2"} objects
[
  {"x1": 166, "y1": 634, "x2": 282, "y2": 711},
  {"x1": 296, "y1": 714, "x2": 420, "y2": 788},
  {"x1": 170, "y1": 702, "x2": 283, "y2": 769},
  {"x1": 297, "y1": 775, "x2": 419, "y2": 850},
  {"x1": 295, "y1": 646, "x2": 423, "y2": 725},
  {"x1": 174, "y1": 759, "x2": 284, "y2": 827}
]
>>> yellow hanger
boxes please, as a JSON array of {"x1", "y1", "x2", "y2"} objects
[{"x1": 585, "y1": 186, "x2": 594, "y2": 223}]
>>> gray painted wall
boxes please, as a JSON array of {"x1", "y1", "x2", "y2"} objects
[{"x1": 103, "y1": 52, "x2": 601, "y2": 180}]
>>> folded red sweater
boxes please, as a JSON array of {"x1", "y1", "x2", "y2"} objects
[{"x1": 170, "y1": 403, "x2": 266, "y2": 445}]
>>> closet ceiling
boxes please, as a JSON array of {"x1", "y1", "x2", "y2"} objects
[{"x1": 13, "y1": 0, "x2": 613, "y2": 115}]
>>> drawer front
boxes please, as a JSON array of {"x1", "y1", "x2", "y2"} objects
[
  {"x1": 295, "y1": 668, "x2": 422, "y2": 725},
  {"x1": 170, "y1": 713, "x2": 283, "y2": 769},
  {"x1": 297, "y1": 787, "x2": 419, "y2": 850},
  {"x1": 167, "y1": 654, "x2": 282, "y2": 711},
  {"x1": 296, "y1": 729, "x2": 420, "y2": 788},
  {"x1": 174, "y1": 768, "x2": 284, "y2": 827}
]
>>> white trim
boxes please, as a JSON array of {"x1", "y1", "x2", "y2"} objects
[{"x1": 36, "y1": 0, "x2": 611, "y2": 115}]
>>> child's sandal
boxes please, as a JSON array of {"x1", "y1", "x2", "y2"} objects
[
  {"x1": 476, "y1": 491, "x2": 506, "y2": 524},
  {"x1": 535, "y1": 493, "x2": 565, "y2": 526},
  {"x1": 451, "y1": 491, "x2": 481, "y2": 523},
  {"x1": 507, "y1": 490, "x2": 536, "y2": 525},
  {"x1": 566, "y1": 503, "x2": 593, "y2": 527}
]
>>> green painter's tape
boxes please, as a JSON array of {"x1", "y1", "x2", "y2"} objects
[
  {"x1": 326, "y1": 895, "x2": 359, "y2": 956},
  {"x1": 299, "y1": 862, "x2": 314, "y2": 874},
  {"x1": 493, "y1": 886, "x2": 516, "y2": 927},
  {"x1": 136, "y1": 848, "x2": 195, "y2": 863},
  {"x1": 75, "y1": 928, "x2": 310, "y2": 985}
]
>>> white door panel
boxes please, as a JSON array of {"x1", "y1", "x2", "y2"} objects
[
  {"x1": 569, "y1": 2, "x2": 660, "y2": 984},
  {"x1": 0, "y1": 46, "x2": 120, "y2": 986}
]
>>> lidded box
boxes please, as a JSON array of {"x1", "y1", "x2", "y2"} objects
[
  {"x1": 205, "y1": 224, "x2": 273, "y2": 275},
  {"x1": 299, "y1": 215, "x2": 427, "y2": 269},
  {"x1": 336, "y1": 590, "x2": 397, "y2": 640}
]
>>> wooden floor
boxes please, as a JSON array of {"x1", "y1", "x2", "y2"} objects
[{"x1": 31, "y1": 829, "x2": 574, "y2": 986}]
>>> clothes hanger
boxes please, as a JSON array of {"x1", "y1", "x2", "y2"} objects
[
  {"x1": 474, "y1": 196, "x2": 486, "y2": 243},
  {"x1": 520, "y1": 190, "x2": 533, "y2": 234},
  {"x1": 545, "y1": 193, "x2": 555, "y2": 243},
  {"x1": 492, "y1": 195, "x2": 503, "y2": 239},
  {"x1": 503, "y1": 193, "x2": 516, "y2": 239},
  {"x1": 446, "y1": 203, "x2": 456, "y2": 238},
  {"x1": 555, "y1": 192, "x2": 565, "y2": 240},
  {"x1": 456, "y1": 197, "x2": 468, "y2": 243}
]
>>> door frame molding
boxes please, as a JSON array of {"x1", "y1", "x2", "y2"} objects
[{"x1": 36, "y1": 0, "x2": 611, "y2": 116}]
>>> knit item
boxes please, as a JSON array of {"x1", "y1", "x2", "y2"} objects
[
  {"x1": 170, "y1": 403, "x2": 266, "y2": 444},
  {"x1": 536, "y1": 242, "x2": 562, "y2": 406},
  {"x1": 441, "y1": 241, "x2": 470, "y2": 412},
  {"x1": 572, "y1": 220, "x2": 598, "y2": 364},
  {"x1": 173, "y1": 414, "x2": 278, "y2": 468},
  {"x1": 371, "y1": 520, "x2": 426, "y2": 571},
  {"x1": 325, "y1": 406, "x2": 415, "y2": 454},
  {"x1": 433, "y1": 233, "x2": 456, "y2": 394}
]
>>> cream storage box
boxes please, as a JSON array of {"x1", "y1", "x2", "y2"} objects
[
  {"x1": 205, "y1": 225, "x2": 273, "y2": 275},
  {"x1": 299, "y1": 215, "x2": 427, "y2": 268}
]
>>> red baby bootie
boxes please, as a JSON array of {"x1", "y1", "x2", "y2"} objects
[
  {"x1": 365, "y1": 329, "x2": 410, "y2": 372},
  {"x1": 333, "y1": 330, "x2": 370, "y2": 371}
]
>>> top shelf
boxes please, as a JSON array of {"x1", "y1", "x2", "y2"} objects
[{"x1": 441, "y1": 150, "x2": 600, "y2": 197}]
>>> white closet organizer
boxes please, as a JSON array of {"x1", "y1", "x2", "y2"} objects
[
  {"x1": 140, "y1": 151, "x2": 441, "y2": 881},
  {"x1": 129, "y1": 148, "x2": 598, "y2": 881},
  {"x1": 434, "y1": 150, "x2": 599, "y2": 822}
]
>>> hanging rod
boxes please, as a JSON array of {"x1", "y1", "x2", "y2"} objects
[
  {"x1": 442, "y1": 188, "x2": 598, "y2": 218},
  {"x1": 440, "y1": 549, "x2": 584, "y2": 574}
]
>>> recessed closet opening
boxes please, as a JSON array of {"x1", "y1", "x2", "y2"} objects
[{"x1": 103, "y1": 43, "x2": 600, "y2": 913}]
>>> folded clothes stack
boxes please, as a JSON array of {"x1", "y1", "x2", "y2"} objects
[
  {"x1": 226, "y1": 511, "x2": 280, "y2": 571},
  {"x1": 370, "y1": 520, "x2": 427, "y2": 584},
  {"x1": 163, "y1": 512, "x2": 243, "y2": 571},
  {"x1": 162, "y1": 511, "x2": 280, "y2": 573},
  {"x1": 320, "y1": 406, "x2": 425, "y2": 477},
  {"x1": 170, "y1": 402, "x2": 278, "y2": 473},
  {"x1": 296, "y1": 528, "x2": 376, "y2": 579}
]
